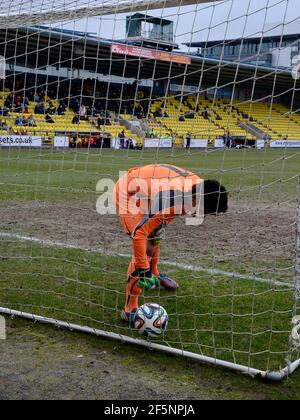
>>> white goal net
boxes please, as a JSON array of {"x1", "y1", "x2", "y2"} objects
[{"x1": 0, "y1": 0, "x2": 300, "y2": 381}]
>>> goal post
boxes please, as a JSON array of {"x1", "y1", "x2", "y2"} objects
[{"x1": 0, "y1": 0, "x2": 300, "y2": 381}]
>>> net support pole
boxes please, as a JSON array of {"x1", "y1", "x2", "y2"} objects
[
  {"x1": 286, "y1": 176, "x2": 300, "y2": 377},
  {"x1": 0, "y1": 306, "x2": 300, "y2": 382}
]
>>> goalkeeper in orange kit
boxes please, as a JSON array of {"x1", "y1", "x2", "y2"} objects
[{"x1": 114, "y1": 164, "x2": 228, "y2": 325}]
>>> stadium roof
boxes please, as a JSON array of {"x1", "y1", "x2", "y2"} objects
[
  {"x1": 0, "y1": 26, "x2": 299, "y2": 94},
  {"x1": 126, "y1": 13, "x2": 173, "y2": 27},
  {"x1": 187, "y1": 21, "x2": 300, "y2": 48},
  {"x1": 188, "y1": 33, "x2": 300, "y2": 48}
]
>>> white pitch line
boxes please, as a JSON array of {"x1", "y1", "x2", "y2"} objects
[{"x1": 0, "y1": 231, "x2": 291, "y2": 288}]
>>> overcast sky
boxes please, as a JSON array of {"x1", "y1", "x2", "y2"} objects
[
  {"x1": 54, "y1": 0, "x2": 300, "y2": 51},
  {"x1": 3, "y1": 0, "x2": 300, "y2": 51}
]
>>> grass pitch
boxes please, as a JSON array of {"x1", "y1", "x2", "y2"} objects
[
  {"x1": 0, "y1": 147, "x2": 300, "y2": 390},
  {"x1": 0, "y1": 147, "x2": 299, "y2": 203}
]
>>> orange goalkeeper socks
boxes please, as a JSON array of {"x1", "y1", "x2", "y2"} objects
[
  {"x1": 151, "y1": 245, "x2": 160, "y2": 277},
  {"x1": 125, "y1": 259, "x2": 141, "y2": 313}
]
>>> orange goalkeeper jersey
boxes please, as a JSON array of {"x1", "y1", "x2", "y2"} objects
[{"x1": 114, "y1": 164, "x2": 201, "y2": 269}]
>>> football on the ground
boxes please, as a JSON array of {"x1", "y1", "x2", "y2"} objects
[{"x1": 134, "y1": 303, "x2": 168, "y2": 337}]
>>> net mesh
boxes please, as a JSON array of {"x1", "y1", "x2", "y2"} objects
[{"x1": 0, "y1": 0, "x2": 300, "y2": 376}]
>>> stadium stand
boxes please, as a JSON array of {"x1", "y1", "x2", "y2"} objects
[
  {"x1": 237, "y1": 100, "x2": 300, "y2": 140},
  {"x1": 1, "y1": 74, "x2": 300, "y2": 146},
  {"x1": 0, "y1": 75, "x2": 141, "y2": 146},
  {"x1": 146, "y1": 96, "x2": 253, "y2": 145}
]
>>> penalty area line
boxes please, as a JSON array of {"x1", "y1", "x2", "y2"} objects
[{"x1": 0, "y1": 231, "x2": 290, "y2": 288}]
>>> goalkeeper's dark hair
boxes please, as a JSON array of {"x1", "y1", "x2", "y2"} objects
[{"x1": 193, "y1": 180, "x2": 228, "y2": 215}]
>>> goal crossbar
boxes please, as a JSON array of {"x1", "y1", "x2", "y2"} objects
[{"x1": 0, "y1": 0, "x2": 218, "y2": 28}]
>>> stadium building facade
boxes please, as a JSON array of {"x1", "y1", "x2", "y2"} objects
[{"x1": 188, "y1": 33, "x2": 300, "y2": 69}]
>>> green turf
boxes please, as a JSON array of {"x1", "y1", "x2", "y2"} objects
[
  {"x1": 0, "y1": 148, "x2": 300, "y2": 376},
  {"x1": 0, "y1": 239, "x2": 295, "y2": 372},
  {"x1": 0, "y1": 148, "x2": 299, "y2": 203}
]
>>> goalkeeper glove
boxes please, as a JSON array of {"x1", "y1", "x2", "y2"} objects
[{"x1": 137, "y1": 269, "x2": 160, "y2": 291}]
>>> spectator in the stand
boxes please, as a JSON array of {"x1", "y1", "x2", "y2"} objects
[
  {"x1": 35, "y1": 103, "x2": 45, "y2": 114},
  {"x1": 69, "y1": 137, "x2": 76, "y2": 148},
  {"x1": 102, "y1": 109, "x2": 112, "y2": 121},
  {"x1": 119, "y1": 129, "x2": 125, "y2": 149},
  {"x1": 126, "y1": 138, "x2": 135, "y2": 150},
  {"x1": 27, "y1": 115, "x2": 36, "y2": 127},
  {"x1": 154, "y1": 108, "x2": 163, "y2": 118},
  {"x1": 22, "y1": 116, "x2": 28, "y2": 125},
  {"x1": 44, "y1": 94, "x2": 51, "y2": 102},
  {"x1": 137, "y1": 110, "x2": 145, "y2": 119},
  {"x1": 34, "y1": 93, "x2": 41, "y2": 102},
  {"x1": 45, "y1": 114, "x2": 55, "y2": 124},
  {"x1": 79, "y1": 104, "x2": 87, "y2": 120},
  {"x1": 5, "y1": 93, "x2": 14, "y2": 108},
  {"x1": 203, "y1": 106, "x2": 210, "y2": 119},
  {"x1": 0, "y1": 108, "x2": 10, "y2": 117},
  {"x1": 14, "y1": 94, "x2": 22, "y2": 112},
  {"x1": 15, "y1": 116, "x2": 23, "y2": 126},
  {"x1": 57, "y1": 101, "x2": 66, "y2": 116},
  {"x1": 148, "y1": 128, "x2": 157, "y2": 138},
  {"x1": 2, "y1": 76, "x2": 159, "y2": 138},
  {"x1": 185, "y1": 112, "x2": 195, "y2": 119},
  {"x1": 76, "y1": 137, "x2": 82, "y2": 148},
  {"x1": 71, "y1": 98, "x2": 80, "y2": 113},
  {"x1": 72, "y1": 114, "x2": 80, "y2": 125},
  {"x1": 0, "y1": 120, "x2": 7, "y2": 130},
  {"x1": 222, "y1": 132, "x2": 226, "y2": 147},
  {"x1": 88, "y1": 136, "x2": 96, "y2": 148},
  {"x1": 57, "y1": 105, "x2": 65, "y2": 115},
  {"x1": 95, "y1": 136, "x2": 102, "y2": 148},
  {"x1": 97, "y1": 116, "x2": 104, "y2": 128},
  {"x1": 224, "y1": 131, "x2": 232, "y2": 148},
  {"x1": 92, "y1": 107, "x2": 100, "y2": 117},
  {"x1": 19, "y1": 127, "x2": 28, "y2": 135},
  {"x1": 86, "y1": 106, "x2": 92, "y2": 117},
  {"x1": 46, "y1": 102, "x2": 57, "y2": 115},
  {"x1": 186, "y1": 132, "x2": 192, "y2": 149}
]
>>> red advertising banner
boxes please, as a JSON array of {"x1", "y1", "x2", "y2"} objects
[{"x1": 111, "y1": 43, "x2": 192, "y2": 65}]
